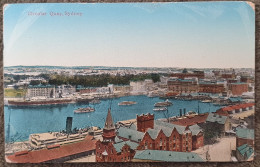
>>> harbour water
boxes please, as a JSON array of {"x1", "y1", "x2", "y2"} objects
[{"x1": 4, "y1": 95, "x2": 222, "y2": 142}]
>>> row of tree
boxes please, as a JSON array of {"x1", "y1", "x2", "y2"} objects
[{"x1": 48, "y1": 73, "x2": 160, "y2": 87}]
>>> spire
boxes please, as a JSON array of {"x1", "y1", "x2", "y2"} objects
[{"x1": 104, "y1": 108, "x2": 115, "y2": 130}]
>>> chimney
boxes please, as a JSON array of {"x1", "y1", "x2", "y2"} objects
[{"x1": 66, "y1": 117, "x2": 73, "y2": 134}]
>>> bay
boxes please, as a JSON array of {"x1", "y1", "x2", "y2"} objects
[{"x1": 4, "y1": 95, "x2": 222, "y2": 142}]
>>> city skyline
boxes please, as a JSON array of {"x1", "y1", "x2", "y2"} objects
[{"x1": 4, "y1": 2, "x2": 255, "y2": 68}]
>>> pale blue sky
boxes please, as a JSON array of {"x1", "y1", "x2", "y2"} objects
[{"x1": 3, "y1": 2, "x2": 255, "y2": 68}]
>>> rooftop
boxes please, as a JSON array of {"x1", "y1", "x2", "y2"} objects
[
  {"x1": 113, "y1": 141, "x2": 139, "y2": 153},
  {"x1": 237, "y1": 144, "x2": 254, "y2": 160},
  {"x1": 117, "y1": 127, "x2": 144, "y2": 142},
  {"x1": 28, "y1": 84, "x2": 54, "y2": 88},
  {"x1": 6, "y1": 136, "x2": 96, "y2": 163},
  {"x1": 236, "y1": 128, "x2": 254, "y2": 140},
  {"x1": 133, "y1": 150, "x2": 204, "y2": 162},
  {"x1": 206, "y1": 113, "x2": 227, "y2": 124}
]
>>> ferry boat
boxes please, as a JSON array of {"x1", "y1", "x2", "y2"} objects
[
  {"x1": 118, "y1": 101, "x2": 137, "y2": 106},
  {"x1": 74, "y1": 107, "x2": 95, "y2": 113},
  {"x1": 201, "y1": 100, "x2": 212, "y2": 103},
  {"x1": 153, "y1": 107, "x2": 167, "y2": 111},
  {"x1": 154, "y1": 99, "x2": 173, "y2": 107}
]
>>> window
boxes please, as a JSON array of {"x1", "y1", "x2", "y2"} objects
[{"x1": 160, "y1": 138, "x2": 162, "y2": 146}]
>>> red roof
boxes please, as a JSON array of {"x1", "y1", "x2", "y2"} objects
[
  {"x1": 215, "y1": 110, "x2": 229, "y2": 116},
  {"x1": 171, "y1": 113, "x2": 209, "y2": 126},
  {"x1": 7, "y1": 135, "x2": 97, "y2": 163},
  {"x1": 216, "y1": 103, "x2": 255, "y2": 116}
]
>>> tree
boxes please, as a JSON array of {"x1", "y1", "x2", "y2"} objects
[
  {"x1": 203, "y1": 122, "x2": 222, "y2": 145},
  {"x1": 29, "y1": 80, "x2": 41, "y2": 85}
]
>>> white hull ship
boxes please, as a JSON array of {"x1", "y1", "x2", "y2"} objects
[
  {"x1": 154, "y1": 99, "x2": 173, "y2": 107},
  {"x1": 118, "y1": 101, "x2": 137, "y2": 106},
  {"x1": 74, "y1": 107, "x2": 95, "y2": 113}
]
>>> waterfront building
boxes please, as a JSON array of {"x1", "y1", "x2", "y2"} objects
[
  {"x1": 56, "y1": 84, "x2": 76, "y2": 98},
  {"x1": 167, "y1": 78, "x2": 198, "y2": 94},
  {"x1": 130, "y1": 81, "x2": 147, "y2": 95},
  {"x1": 113, "y1": 85, "x2": 131, "y2": 96},
  {"x1": 79, "y1": 87, "x2": 97, "y2": 94},
  {"x1": 132, "y1": 150, "x2": 204, "y2": 162},
  {"x1": 216, "y1": 103, "x2": 255, "y2": 116},
  {"x1": 6, "y1": 135, "x2": 97, "y2": 163},
  {"x1": 198, "y1": 81, "x2": 225, "y2": 94},
  {"x1": 27, "y1": 84, "x2": 55, "y2": 98}
]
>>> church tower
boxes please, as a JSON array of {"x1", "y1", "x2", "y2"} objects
[{"x1": 102, "y1": 108, "x2": 116, "y2": 142}]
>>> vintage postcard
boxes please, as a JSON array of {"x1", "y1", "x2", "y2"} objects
[{"x1": 4, "y1": 2, "x2": 255, "y2": 163}]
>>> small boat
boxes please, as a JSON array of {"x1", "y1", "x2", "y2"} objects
[
  {"x1": 74, "y1": 107, "x2": 95, "y2": 113},
  {"x1": 89, "y1": 99, "x2": 101, "y2": 104},
  {"x1": 201, "y1": 100, "x2": 212, "y2": 103},
  {"x1": 118, "y1": 101, "x2": 137, "y2": 106},
  {"x1": 154, "y1": 99, "x2": 172, "y2": 107},
  {"x1": 153, "y1": 107, "x2": 167, "y2": 111}
]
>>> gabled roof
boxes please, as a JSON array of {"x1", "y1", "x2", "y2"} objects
[
  {"x1": 129, "y1": 123, "x2": 137, "y2": 130},
  {"x1": 237, "y1": 144, "x2": 254, "y2": 160},
  {"x1": 104, "y1": 109, "x2": 115, "y2": 130},
  {"x1": 117, "y1": 127, "x2": 144, "y2": 142},
  {"x1": 114, "y1": 136, "x2": 123, "y2": 143},
  {"x1": 153, "y1": 125, "x2": 172, "y2": 137},
  {"x1": 154, "y1": 120, "x2": 186, "y2": 134},
  {"x1": 113, "y1": 141, "x2": 139, "y2": 153},
  {"x1": 133, "y1": 150, "x2": 204, "y2": 162},
  {"x1": 189, "y1": 124, "x2": 203, "y2": 136},
  {"x1": 206, "y1": 113, "x2": 227, "y2": 125},
  {"x1": 147, "y1": 129, "x2": 161, "y2": 140},
  {"x1": 236, "y1": 128, "x2": 254, "y2": 140}
]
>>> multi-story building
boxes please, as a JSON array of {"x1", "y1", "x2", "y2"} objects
[
  {"x1": 198, "y1": 82, "x2": 225, "y2": 94},
  {"x1": 27, "y1": 84, "x2": 55, "y2": 98},
  {"x1": 136, "y1": 114, "x2": 203, "y2": 152},
  {"x1": 96, "y1": 112, "x2": 204, "y2": 162},
  {"x1": 56, "y1": 85, "x2": 76, "y2": 97},
  {"x1": 79, "y1": 87, "x2": 97, "y2": 94},
  {"x1": 228, "y1": 83, "x2": 248, "y2": 96},
  {"x1": 167, "y1": 78, "x2": 198, "y2": 94},
  {"x1": 96, "y1": 109, "x2": 138, "y2": 162}
]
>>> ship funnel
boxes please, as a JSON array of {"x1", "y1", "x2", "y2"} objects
[{"x1": 66, "y1": 117, "x2": 73, "y2": 134}]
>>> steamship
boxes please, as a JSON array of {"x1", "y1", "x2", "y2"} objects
[{"x1": 7, "y1": 98, "x2": 74, "y2": 106}]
